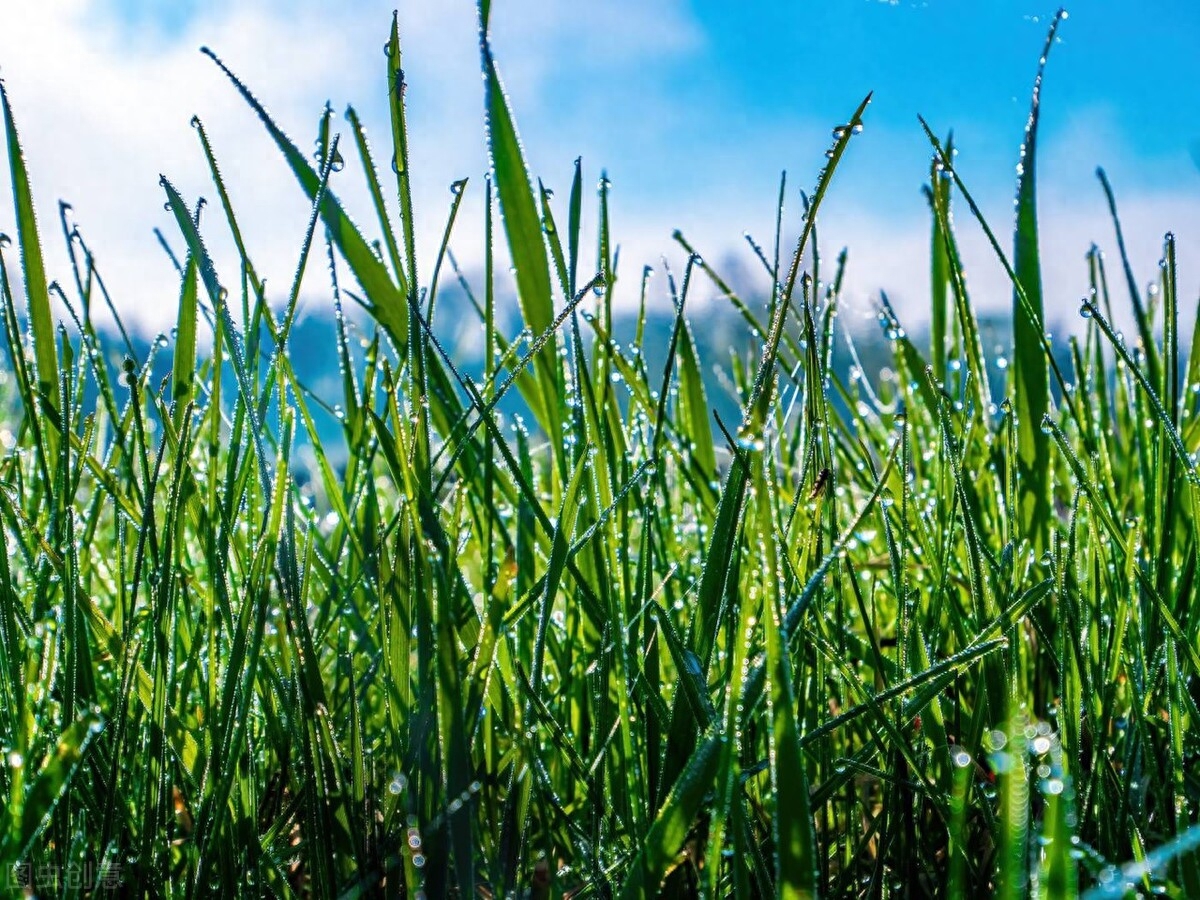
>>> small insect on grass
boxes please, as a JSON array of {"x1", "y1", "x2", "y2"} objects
[{"x1": 809, "y1": 465, "x2": 832, "y2": 501}]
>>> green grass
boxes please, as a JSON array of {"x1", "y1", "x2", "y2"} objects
[{"x1": 0, "y1": 6, "x2": 1197, "y2": 897}]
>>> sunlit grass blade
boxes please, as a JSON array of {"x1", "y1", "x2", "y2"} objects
[
  {"x1": 1010, "y1": 9, "x2": 1064, "y2": 548},
  {"x1": 928, "y1": 133, "x2": 953, "y2": 383},
  {"x1": 386, "y1": 12, "x2": 419, "y2": 300},
  {"x1": 618, "y1": 731, "x2": 723, "y2": 900},
  {"x1": 478, "y1": 7, "x2": 562, "y2": 444},
  {"x1": 0, "y1": 82, "x2": 58, "y2": 427},
  {"x1": 925, "y1": 145, "x2": 988, "y2": 417},
  {"x1": 754, "y1": 450, "x2": 818, "y2": 897},
  {"x1": 1096, "y1": 167, "x2": 1159, "y2": 391},
  {"x1": 17, "y1": 714, "x2": 99, "y2": 857},
  {"x1": 161, "y1": 176, "x2": 272, "y2": 496},
  {"x1": 675, "y1": 317, "x2": 717, "y2": 479},
  {"x1": 171, "y1": 256, "x2": 198, "y2": 431},
  {"x1": 346, "y1": 104, "x2": 405, "y2": 284},
  {"x1": 200, "y1": 46, "x2": 408, "y2": 344}
]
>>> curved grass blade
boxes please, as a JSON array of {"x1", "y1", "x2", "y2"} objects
[
  {"x1": 386, "y1": 13, "x2": 419, "y2": 300},
  {"x1": 754, "y1": 452, "x2": 819, "y2": 897},
  {"x1": 17, "y1": 714, "x2": 100, "y2": 857},
  {"x1": 618, "y1": 730, "x2": 723, "y2": 900},
  {"x1": 478, "y1": 36, "x2": 554, "y2": 336},
  {"x1": 1010, "y1": 9, "x2": 1065, "y2": 547},
  {"x1": 477, "y1": 11, "x2": 561, "y2": 442},
  {"x1": 200, "y1": 47, "x2": 408, "y2": 344},
  {"x1": 171, "y1": 257, "x2": 198, "y2": 432},
  {"x1": 0, "y1": 82, "x2": 59, "y2": 424},
  {"x1": 1097, "y1": 167, "x2": 1159, "y2": 391}
]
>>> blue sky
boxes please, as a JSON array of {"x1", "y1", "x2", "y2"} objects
[{"x1": 1, "y1": 0, "x2": 1196, "y2": 332}]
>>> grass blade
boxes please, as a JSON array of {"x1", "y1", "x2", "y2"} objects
[
  {"x1": 1010, "y1": 10, "x2": 1064, "y2": 547},
  {"x1": 0, "y1": 82, "x2": 59, "y2": 423},
  {"x1": 478, "y1": 10, "x2": 561, "y2": 442},
  {"x1": 200, "y1": 46, "x2": 408, "y2": 344}
]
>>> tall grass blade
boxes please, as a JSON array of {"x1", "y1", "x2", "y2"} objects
[
  {"x1": 618, "y1": 731, "x2": 723, "y2": 900},
  {"x1": 171, "y1": 257, "x2": 198, "y2": 431},
  {"x1": 1010, "y1": 10, "x2": 1064, "y2": 547},
  {"x1": 754, "y1": 453, "x2": 819, "y2": 897},
  {"x1": 200, "y1": 47, "x2": 408, "y2": 344},
  {"x1": 928, "y1": 133, "x2": 953, "y2": 382},
  {"x1": 478, "y1": 6, "x2": 561, "y2": 442},
  {"x1": 0, "y1": 82, "x2": 59, "y2": 423}
]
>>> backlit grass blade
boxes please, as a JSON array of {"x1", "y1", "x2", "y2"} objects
[
  {"x1": 477, "y1": 40, "x2": 553, "y2": 326},
  {"x1": 17, "y1": 715, "x2": 99, "y2": 856},
  {"x1": 919, "y1": 122, "x2": 1080, "y2": 447},
  {"x1": 996, "y1": 714, "x2": 1031, "y2": 900},
  {"x1": 1161, "y1": 232, "x2": 1179, "y2": 421},
  {"x1": 879, "y1": 290, "x2": 939, "y2": 416},
  {"x1": 386, "y1": 13, "x2": 419, "y2": 301},
  {"x1": 529, "y1": 454, "x2": 586, "y2": 695},
  {"x1": 754, "y1": 451, "x2": 819, "y2": 898},
  {"x1": 478, "y1": 7, "x2": 561, "y2": 443},
  {"x1": 1184, "y1": 260, "x2": 1200, "y2": 402},
  {"x1": 1081, "y1": 297, "x2": 1199, "y2": 487},
  {"x1": 200, "y1": 46, "x2": 408, "y2": 344},
  {"x1": 0, "y1": 82, "x2": 58, "y2": 423},
  {"x1": 618, "y1": 730, "x2": 723, "y2": 900},
  {"x1": 0, "y1": 243, "x2": 52, "y2": 486},
  {"x1": 675, "y1": 318, "x2": 717, "y2": 478},
  {"x1": 539, "y1": 180, "x2": 569, "y2": 301},
  {"x1": 928, "y1": 134, "x2": 953, "y2": 382},
  {"x1": 346, "y1": 105, "x2": 404, "y2": 284},
  {"x1": 171, "y1": 256, "x2": 198, "y2": 431},
  {"x1": 1096, "y1": 167, "x2": 1159, "y2": 392},
  {"x1": 925, "y1": 145, "x2": 988, "y2": 417},
  {"x1": 1035, "y1": 743, "x2": 1078, "y2": 898},
  {"x1": 1010, "y1": 9, "x2": 1064, "y2": 547},
  {"x1": 567, "y1": 157, "x2": 583, "y2": 294},
  {"x1": 161, "y1": 176, "x2": 272, "y2": 497}
]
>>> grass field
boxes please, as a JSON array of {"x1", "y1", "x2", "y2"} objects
[{"x1": 0, "y1": 6, "x2": 1196, "y2": 898}]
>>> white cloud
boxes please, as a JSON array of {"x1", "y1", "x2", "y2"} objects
[
  {"x1": 0, "y1": 0, "x2": 399, "y2": 333},
  {"x1": 0, "y1": 0, "x2": 705, "y2": 334},
  {"x1": 0, "y1": 0, "x2": 1194, "y2": 352}
]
